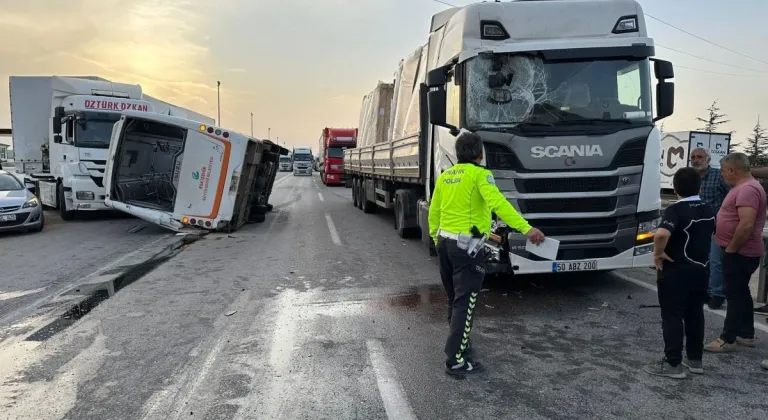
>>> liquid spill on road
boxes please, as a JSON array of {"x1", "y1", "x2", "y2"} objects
[{"x1": 25, "y1": 234, "x2": 200, "y2": 342}]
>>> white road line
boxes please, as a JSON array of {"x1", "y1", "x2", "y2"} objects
[
  {"x1": 0, "y1": 287, "x2": 47, "y2": 302},
  {"x1": 612, "y1": 271, "x2": 768, "y2": 334},
  {"x1": 366, "y1": 339, "x2": 417, "y2": 420},
  {"x1": 318, "y1": 192, "x2": 325, "y2": 202},
  {"x1": 325, "y1": 213, "x2": 341, "y2": 245}
]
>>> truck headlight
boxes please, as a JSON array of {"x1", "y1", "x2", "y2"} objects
[
  {"x1": 331, "y1": 164, "x2": 342, "y2": 171},
  {"x1": 22, "y1": 197, "x2": 39, "y2": 208},
  {"x1": 636, "y1": 217, "x2": 660, "y2": 244},
  {"x1": 76, "y1": 191, "x2": 95, "y2": 200}
]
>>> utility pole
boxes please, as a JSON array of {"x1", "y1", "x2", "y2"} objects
[
  {"x1": 216, "y1": 81, "x2": 221, "y2": 126},
  {"x1": 268, "y1": 128, "x2": 271, "y2": 140},
  {"x1": 250, "y1": 112, "x2": 253, "y2": 136}
]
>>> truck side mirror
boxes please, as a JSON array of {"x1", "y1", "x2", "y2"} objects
[
  {"x1": 650, "y1": 58, "x2": 675, "y2": 122},
  {"x1": 426, "y1": 65, "x2": 458, "y2": 134},
  {"x1": 52, "y1": 106, "x2": 65, "y2": 134},
  {"x1": 54, "y1": 134, "x2": 63, "y2": 144}
]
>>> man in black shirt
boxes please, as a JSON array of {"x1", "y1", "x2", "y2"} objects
[{"x1": 644, "y1": 167, "x2": 715, "y2": 379}]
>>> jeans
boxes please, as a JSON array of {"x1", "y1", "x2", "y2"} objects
[
  {"x1": 720, "y1": 251, "x2": 761, "y2": 343},
  {"x1": 657, "y1": 264, "x2": 708, "y2": 366},
  {"x1": 708, "y1": 239, "x2": 724, "y2": 298},
  {"x1": 437, "y1": 237, "x2": 485, "y2": 363}
]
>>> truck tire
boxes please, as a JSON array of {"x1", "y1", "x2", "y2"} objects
[
  {"x1": 356, "y1": 180, "x2": 364, "y2": 210},
  {"x1": 352, "y1": 178, "x2": 359, "y2": 207},
  {"x1": 266, "y1": 204, "x2": 274, "y2": 212},
  {"x1": 394, "y1": 190, "x2": 420, "y2": 239},
  {"x1": 362, "y1": 180, "x2": 376, "y2": 214},
  {"x1": 58, "y1": 183, "x2": 75, "y2": 221},
  {"x1": 345, "y1": 178, "x2": 353, "y2": 188}
]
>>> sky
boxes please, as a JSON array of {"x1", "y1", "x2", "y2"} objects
[{"x1": 0, "y1": 0, "x2": 767, "y2": 150}]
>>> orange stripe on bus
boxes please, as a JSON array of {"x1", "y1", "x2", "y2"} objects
[{"x1": 188, "y1": 132, "x2": 231, "y2": 220}]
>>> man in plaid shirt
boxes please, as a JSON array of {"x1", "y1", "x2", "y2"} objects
[{"x1": 690, "y1": 148, "x2": 730, "y2": 309}]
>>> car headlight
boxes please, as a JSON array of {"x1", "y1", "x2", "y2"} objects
[
  {"x1": 22, "y1": 197, "x2": 39, "y2": 208},
  {"x1": 636, "y1": 217, "x2": 660, "y2": 243}
]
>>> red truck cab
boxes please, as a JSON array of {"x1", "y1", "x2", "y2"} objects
[{"x1": 318, "y1": 127, "x2": 357, "y2": 185}]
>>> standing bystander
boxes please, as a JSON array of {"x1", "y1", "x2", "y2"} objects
[
  {"x1": 704, "y1": 153, "x2": 767, "y2": 353},
  {"x1": 690, "y1": 147, "x2": 731, "y2": 309},
  {"x1": 644, "y1": 167, "x2": 714, "y2": 378}
]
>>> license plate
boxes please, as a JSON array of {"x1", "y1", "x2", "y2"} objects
[
  {"x1": 0, "y1": 214, "x2": 17, "y2": 222},
  {"x1": 552, "y1": 260, "x2": 598, "y2": 272}
]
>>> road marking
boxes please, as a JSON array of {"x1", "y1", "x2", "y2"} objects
[
  {"x1": 325, "y1": 213, "x2": 341, "y2": 245},
  {"x1": 612, "y1": 271, "x2": 768, "y2": 334},
  {"x1": 318, "y1": 192, "x2": 324, "y2": 202},
  {"x1": 366, "y1": 339, "x2": 417, "y2": 420},
  {"x1": 0, "y1": 287, "x2": 47, "y2": 302}
]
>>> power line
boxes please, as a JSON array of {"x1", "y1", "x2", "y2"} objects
[
  {"x1": 656, "y1": 44, "x2": 767, "y2": 74},
  {"x1": 644, "y1": 13, "x2": 768, "y2": 66},
  {"x1": 675, "y1": 65, "x2": 760, "y2": 78}
]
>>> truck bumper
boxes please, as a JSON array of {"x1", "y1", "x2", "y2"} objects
[
  {"x1": 68, "y1": 177, "x2": 109, "y2": 211},
  {"x1": 508, "y1": 246, "x2": 653, "y2": 275},
  {"x1": 323, "y1": 172, "x2": 344, "y2": 184}
]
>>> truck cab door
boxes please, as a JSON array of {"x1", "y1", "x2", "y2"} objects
[{"x1": 103, "y1": 117, "x2": 125, "y2": 202}]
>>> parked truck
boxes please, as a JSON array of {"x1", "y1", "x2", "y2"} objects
[
  {"x1": 660, "y1": 131, "x2": 730, "y2": 191},
  {"x1": 279, "y1": 152, "x2": 293, "y2": 172},
  {"x1": 103, "y1": 112, "x2": 288, "y2": 232},
  {"x1": 318, "y1": 127, "x2": 357, "y2": 186},
  {"x1": 344, "y1": 0, "x2": 675, "y2": 275},
  {"x1": 8, "y1": 76, "x2": 214, "y2": 220}
]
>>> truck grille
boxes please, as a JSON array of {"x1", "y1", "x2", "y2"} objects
[
  {"x1": 516, "y1": 177, "x2": 617, "y2": 193},
  {"x1": 520, "y1": 197, "x2": 617, "y2": 213},
  {"x1": 485, "y1": 137, "x2": 647, "y2": 172}
]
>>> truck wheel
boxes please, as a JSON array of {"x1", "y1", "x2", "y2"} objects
[
  {"x1": 345, "y1": 178, "x2": 353, "y2": 188},
  {"x1": 356, "y1": 181, "x2": 364, "y2": 210},
  {"x1": 58, "y1": 183, "x2": 75, "y2": 221},
  {"x1": 362, "y1": 181, "x2": 376, "y2": 214},
  {"x1": 352, "y1": 179, "x2": 359, "y2": 207},
  {"x1": 395, "y1": 190, "x2": 420, "y2": 239},
  {"x1": 266, "y1": 204, "x2": 274, "y2": 212}
]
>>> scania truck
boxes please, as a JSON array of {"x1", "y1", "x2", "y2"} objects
[
  {"x1": 344, "y1": 0, "x2": 675, "y2": 275},
  {"x1": 9, "y1": 76, "x2": 213, "y2": 220}
]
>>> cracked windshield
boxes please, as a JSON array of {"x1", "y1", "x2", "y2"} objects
[{"x1": 0, "y1": 0, "x2": 766, "y2": 419}]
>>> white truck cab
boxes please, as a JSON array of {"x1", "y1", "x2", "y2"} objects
[{"x1": 292, "y1": 147, "x2": 313, "y2": 176}]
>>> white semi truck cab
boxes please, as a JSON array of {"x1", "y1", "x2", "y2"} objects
[
  {"x1": 10, "y1": 76, "x2": 154, "y2": 220},
  {"x1": 421, "y1": 0, "x2": 675, "y2": 274}
]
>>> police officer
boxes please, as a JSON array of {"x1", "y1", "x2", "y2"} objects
[{"x1": 429, "y1": 130, "x2": 544, "y2": 375}]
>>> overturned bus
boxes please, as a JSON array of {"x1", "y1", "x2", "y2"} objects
[{"x1": 103, "y1": 112, "x2": 288, "y2": 232}]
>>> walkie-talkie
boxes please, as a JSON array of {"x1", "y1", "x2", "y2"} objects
[{"x1": 468, "y1": 226, "x2": 488, "y2": 258}]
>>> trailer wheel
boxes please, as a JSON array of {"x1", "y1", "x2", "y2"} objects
[
  {"x1": 356, "y1": 180, "x2": 364, "y2": 210},
  {"x1": 58, "y1": 183, "x2": 75, "y2": 221},
  {"x1": 395, "y1": 190, "x2": 420, "y2": 239},
  {"x1": 345, "y1": 178, "x2": 353, "y2": 188},
  {"x1": 362, "y1": 180, "x2": 376, "y2": 214},
  {"x1": 352, "y1": 179, "x2": 359, "y2": 207}
]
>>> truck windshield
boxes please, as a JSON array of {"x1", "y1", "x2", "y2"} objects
[
  {"x1": 75, "y1": 112, "x2": 121, "y2": 149},
  {"x1": 464, "y1": 54, "x2": 653, "y2": 131},
  {"x1": 279, "y1": 157, "x2": 291, "y2": 163},
  {"x1": 327, "y1": 147, "x2": 346, "y2": 159},
  {"x1": 294, "y1": 154, "x2": 312, "y2": 161}
]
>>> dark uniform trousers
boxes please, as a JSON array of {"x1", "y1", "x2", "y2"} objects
[{"x1": 437, "y1": 236, "x2": 485, "y2": 362}]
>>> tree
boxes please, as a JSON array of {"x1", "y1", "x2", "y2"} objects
[
  {"x1": 695, "y1": 100, "x2": 731, "y2": 132},
  {"x1": 745, "y1": 116, "x2": 768, "y2": 167}
]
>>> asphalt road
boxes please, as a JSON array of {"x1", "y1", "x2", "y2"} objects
[{"x1": 1, "y1": 171, "x2": 767, "y2": 420}]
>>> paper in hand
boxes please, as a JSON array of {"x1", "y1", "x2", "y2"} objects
[{"x1": 525, "y1": 237, "x2": 560, "y2": 261}]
